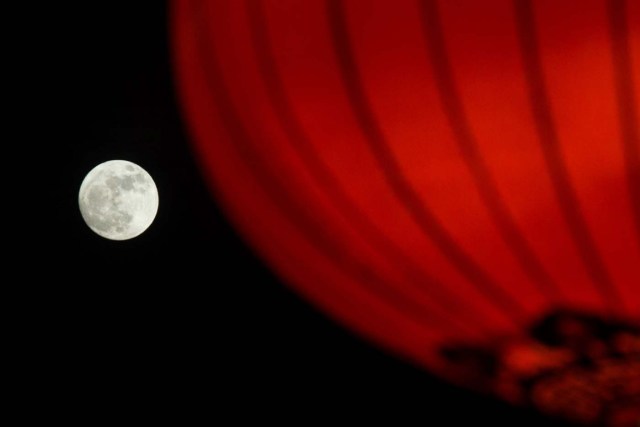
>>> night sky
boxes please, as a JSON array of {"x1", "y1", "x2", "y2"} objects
[{"x1": 30, "y1": 2, "x2": 571, "y2": 424}]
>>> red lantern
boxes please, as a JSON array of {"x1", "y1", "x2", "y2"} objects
[{"x1": 172, "y1": 0, "x2": 639, "y2": 424}]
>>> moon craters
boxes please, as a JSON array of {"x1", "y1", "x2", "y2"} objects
[{"x1": 78, "y1": 160, "x2": 159, "y2": 240}]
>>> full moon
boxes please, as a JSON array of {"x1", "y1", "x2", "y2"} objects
[{"x1": 78, "y1": 160, "x2": 159, "y2": 240}]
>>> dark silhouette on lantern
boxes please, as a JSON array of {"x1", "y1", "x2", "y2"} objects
[{"x1": 441, "y1": 310, "x2": 640, "y2": 426}]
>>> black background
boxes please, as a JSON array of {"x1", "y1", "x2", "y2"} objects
[{"x1": 29, "y1": 2, "x2": 570, "y2": 424}]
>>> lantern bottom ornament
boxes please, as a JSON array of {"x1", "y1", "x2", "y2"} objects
[{"x1": 440, "y1": 309, "x2": 639, "y2": 425}]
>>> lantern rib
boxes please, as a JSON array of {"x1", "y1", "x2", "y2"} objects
[
  {"x1": 191, "y1": 0, "x2": 479, "y2": 339},
  {"x1": 327, "y1": 0, "x2": 529, "y2": 327},
  {"x1": 419, "y1": 0, "x2": 565, "y2": 306},
  {"x1": 513, "y1": 0, "x2": 625, "y2": 314},
  {"x1": 244, "y1": 0, "x2": 495, "y2": 337},
  {"x1": 607, "y1": 0, "x2": 640, "y2": 263}
]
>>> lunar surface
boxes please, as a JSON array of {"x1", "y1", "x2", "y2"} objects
[{"x1": 78, "y1": 160, "x2": 159, "y2": 240}]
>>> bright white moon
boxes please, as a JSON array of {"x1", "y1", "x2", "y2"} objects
[{"x1": 78, "y1": 160, "x2": 159, "y2": 240}]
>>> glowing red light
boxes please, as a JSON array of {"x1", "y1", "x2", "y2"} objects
[{"x1": 172, "y1": 0, "x2": 639, "y2": 424}]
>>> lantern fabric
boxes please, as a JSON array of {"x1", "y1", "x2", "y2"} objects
[{"x1": 172, "y1": 0, "x2": 639, "y2": 421}]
